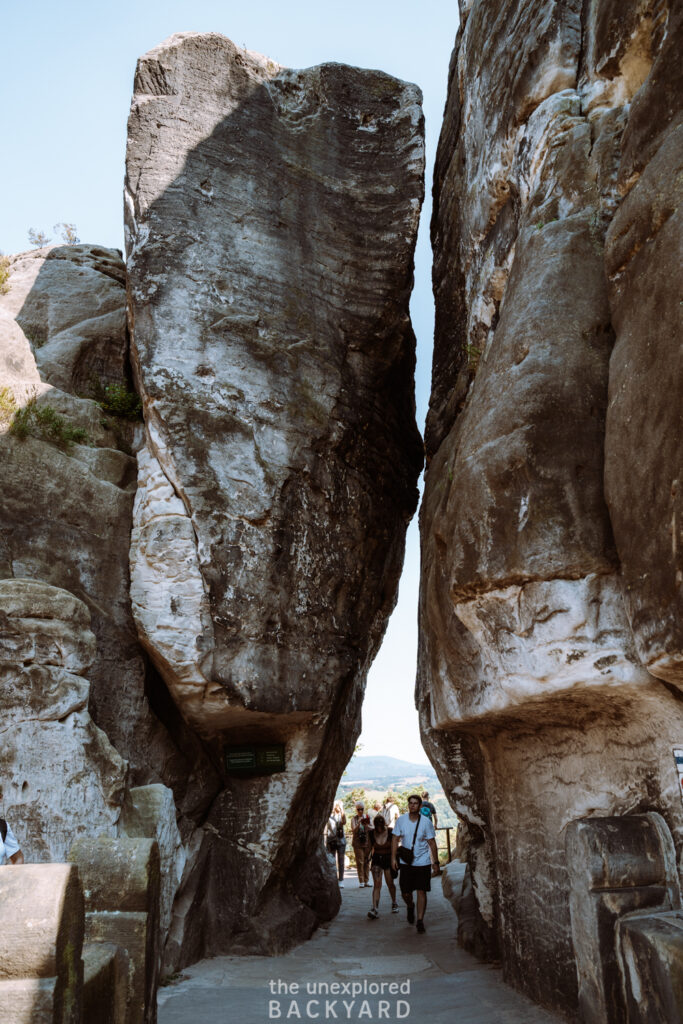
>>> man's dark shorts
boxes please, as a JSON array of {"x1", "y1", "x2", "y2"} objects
[{"x1": 399, "y1": 864, "x2": 431, "y2": 893}]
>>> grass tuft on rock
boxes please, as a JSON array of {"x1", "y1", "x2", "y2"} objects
[
  {"x1": 9, "y1": 396, "x2": 89, "y2": 451},
  {"x1": 0, "y1": 254, "x2": 10, "y2": 295},
  {"x1": 0, "y1": 386, "x2": 18, "y2": 425}
]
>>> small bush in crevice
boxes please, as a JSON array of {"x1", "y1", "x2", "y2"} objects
[
  {"x1": 9, "y1": 396, "x2": 89, "y2": 451},
  {"x1": 92, "y1": 378, "x2": 142, "y2": 420}
]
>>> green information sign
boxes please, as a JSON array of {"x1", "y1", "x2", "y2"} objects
[{"x1": 225, "y1": 744, "x2": 286, "y2": 775}]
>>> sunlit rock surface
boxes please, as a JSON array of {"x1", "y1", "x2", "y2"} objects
[
  {"x1": 0, "y1": 245, "x2": 214, "y2": 818},
  {"x1": 0, "y1": 247, "x2": 198, "y2": 964},
  {"x1": 420, "y1": 0, "x2": 683, "y2": 1015},
  {"x1": 0, "y1": 580, "x2": 127, "y2": 861},
  {"x1": 126, "y1": 32, "x2": 424, "y2": 964}
]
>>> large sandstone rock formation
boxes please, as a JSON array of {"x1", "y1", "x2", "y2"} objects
[
  {"x1": 0, "y1": 246, "x2": 205, "y2": 966},
  {"x1": 0, "y1": 245, "x2": 172, "y2": 780},
  {"x1": 125, "y1": 33, "x2": 424, "y2": 965},
  {"x1": 421, "y1": 0, "x2": 682, "y2": 1016}
]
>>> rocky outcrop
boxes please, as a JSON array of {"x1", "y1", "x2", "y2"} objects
[
  {"x1": 0, "y1": 580, "x2": 127, "y2": 861},
  {"x1": 125, "y1": 33, "x2": 424, "y2": 964},
  {"x1": 0, "y1": 245, "x2": 165, "y2": 781},
  {"x1": 0, "y1": 245, "x2": 209, "y2": 963},
  {"x1": 421, "y1": 0, "x2": 682, "y2": 1016}
]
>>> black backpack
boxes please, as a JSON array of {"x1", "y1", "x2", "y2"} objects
[{"x1": 0, "y1": 819, "x2": 6, "y2": 842}]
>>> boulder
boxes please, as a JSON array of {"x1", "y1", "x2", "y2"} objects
[
  {"x1": 125, "y1": 32, "x2": 423, "y2": 963},
  {"x1": 421, "y1": 0, "x2": 683, "y2": 1015}
]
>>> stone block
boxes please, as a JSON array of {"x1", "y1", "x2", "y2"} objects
[
  {"x1": 69, "y1": 837, "x2": 160, "y2": 1024},
  {"x1": 566, "y1": 813, "x2": 681, "y2": 1024},
  {"x1": 0, "y1": 863, "x2": 84, "y2": 1023},
  {"x1": 120, "y1": 784, "x2": 184, "y2": 946},
  {"x1": 618, "y1": 910, "x2": 683, "y2": 1024},
  {"x1": 82, "y1": 942, "x2": 127, "y2": 1024},
  {"x1": 0, "y1": 978, "x2": 59, "y2": 1024}
]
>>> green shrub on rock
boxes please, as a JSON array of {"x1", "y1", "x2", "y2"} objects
[
  {"x1": 9, "y1": 396, "x2": 88, "y2": 451},
  {"x1": 92, "y1": 379, "x2": 142, "y2": 420}
]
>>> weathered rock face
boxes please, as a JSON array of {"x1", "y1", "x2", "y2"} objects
[
  {"x1": 0, "y1": 580, "x2": 127, "y2": 861},
  {"x1": 1, "y1": 246, "x2": 148, "y2": 770},
  {"x1": 421, "y1": 0, "x2": 682, "y2": 1016},
  {"x1": 125, "y1": 33, "x2": 424, "y2": 964},
  {"x1": 0, "y1": 244, "x2": 220, "y2": 815},
  {"x1": 0, "y1": 244, "x2": 213, "y2": 972}
]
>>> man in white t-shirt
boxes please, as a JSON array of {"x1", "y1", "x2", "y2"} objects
[
  {"x1": 0, "y1": 819, "x2": 24, "y2": 865},
  {"x1": 391, "y1": 794, "x2": 439, "y2": 933}
]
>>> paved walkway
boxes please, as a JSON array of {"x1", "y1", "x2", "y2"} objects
[{"x1": 158, "y1": 870, "x2": 562, "y2": 1023}]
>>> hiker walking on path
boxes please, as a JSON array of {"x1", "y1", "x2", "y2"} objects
[
  {"x1": 391, "y1": 794, "x2": 440, "y2": 934},
  {"x1": 382, "y1": 794, "x2": 400, "y2": 830},
  {"x1": 325, "y1": 801, "x2": 347, "y2": 887},
  {"x1": 351, "y1": 802, "x2": 372, "y2": 887},
  {"x1": 421, "y1": 791, "x2": 438, "y2": 828},
  {"x1": 0, "y1": 818, "x2": 24, "y2": 865},
  {"x1": 366, "y1": 814, "x2": 399, "y2": 919}
]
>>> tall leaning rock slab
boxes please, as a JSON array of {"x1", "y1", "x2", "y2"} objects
[
  {"x1": 125, "y1": 33, "x2": 423, "y2": 965},
  {"x1": 421, "y1": 0, "x2": 682, "y2": 1016}
]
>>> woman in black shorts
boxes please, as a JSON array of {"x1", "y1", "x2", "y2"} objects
[{"x1": 366, "y1": 815, "x2": 399, "y2": 919}]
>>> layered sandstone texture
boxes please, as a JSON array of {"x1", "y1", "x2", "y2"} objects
[
  {"x1": 0, "y1": 580, "x2": 127, "y2": 862},
  {"x1": 0, "y1": 245, "x2": 197, "y2": 966},
  {"x1": 420, "y1": 0, "x2": 682, "y2": 1016},
  {"x1": 125, "y1": 33, "x2": 424, "y2": 964},
  {"x1": 0, "y1": 244, "x2": 169, "y2": 781}
]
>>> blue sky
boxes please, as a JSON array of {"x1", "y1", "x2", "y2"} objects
[{"x1": 2, "y1": 1, "x2": 460, "y2": 762}]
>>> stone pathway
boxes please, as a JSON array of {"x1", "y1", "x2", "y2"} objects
[{"x1": 158, "y1": 870, "x2": 562, "y2": 1023}]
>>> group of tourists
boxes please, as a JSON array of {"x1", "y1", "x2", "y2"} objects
[{"x1": 325, "y1": 792, "x2": 440, "y2": 934}]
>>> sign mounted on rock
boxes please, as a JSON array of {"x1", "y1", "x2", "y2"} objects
[{"x1": 225, "y1": 744, "x2": 286, "y2": 776}]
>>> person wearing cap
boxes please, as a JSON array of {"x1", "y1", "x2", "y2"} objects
[
  {"x1": 0, "y1": 818, "x2": 24, "y2": 865},
  {"x1": 350, "y1": 801, "x2": 372, "y2": 887}
]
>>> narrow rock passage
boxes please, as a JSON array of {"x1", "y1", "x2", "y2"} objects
[{"x1": 158, "y1": 867, "x2": 561, "y2": 1023}]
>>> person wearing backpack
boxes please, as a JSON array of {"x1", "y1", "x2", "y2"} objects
[
  {"x1": 391, "y1": 794, "x2": 439, "y2": 933},
  {"x1": 325, "y1": 801, "x2": 347, "y2": 887},
  {"x1": 0, "y1": 818, "x2": 24, "y2": 865},
  {"x1": 420, "y1": 791, "x2": 438, "y2": 828}
]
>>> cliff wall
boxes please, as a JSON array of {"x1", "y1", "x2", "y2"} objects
[{"x1": 421, "y1": 0, "x2": 682, "y2": 1013}]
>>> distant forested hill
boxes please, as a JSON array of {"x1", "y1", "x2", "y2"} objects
[
  {"x1": 335, "y1": 755, "x2": 458, "y2": 826},
  {"x1": 341, "y1": 755, "x2": 439, "y2": 783}
]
